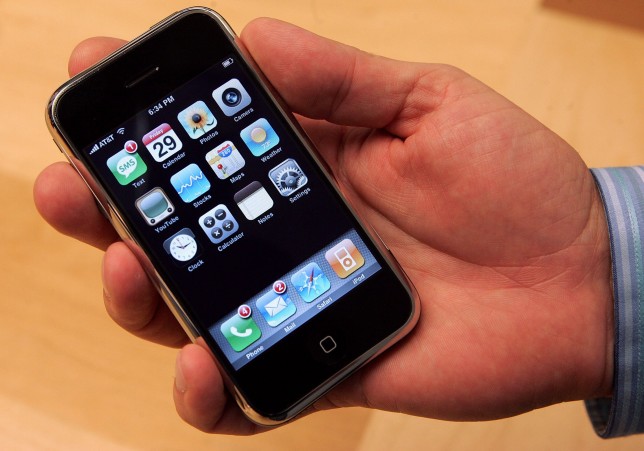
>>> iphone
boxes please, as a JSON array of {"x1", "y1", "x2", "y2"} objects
[{"x1": 47, "y1": 7, "x2": 419, "y2": 424}]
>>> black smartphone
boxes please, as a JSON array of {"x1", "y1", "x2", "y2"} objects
[{"x1": 47, "y1": 7, "x2": 419, "y2": 424}]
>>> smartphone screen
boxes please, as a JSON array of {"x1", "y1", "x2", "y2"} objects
[{"x1": 48, "y1": 8, "x2": 417, "y2": 422}]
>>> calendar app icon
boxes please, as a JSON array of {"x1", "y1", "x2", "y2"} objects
[{"x1": 142, "y1": 123, "x2": 183, "y2": 162}]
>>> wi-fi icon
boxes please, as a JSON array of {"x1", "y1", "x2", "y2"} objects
[{"x1": 117, "y1": 128, "x2": 125, "y2": 135}]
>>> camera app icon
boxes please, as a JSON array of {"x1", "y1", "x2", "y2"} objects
[{"x1": 212, "y1": 79, "x2": 251, "y2": 116}]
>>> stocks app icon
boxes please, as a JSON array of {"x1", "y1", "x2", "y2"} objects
[{"x1": 170, "y1": 164, "x2": 211, "y2": 203}]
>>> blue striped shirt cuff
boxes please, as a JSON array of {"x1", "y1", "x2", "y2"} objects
[{"x1": 586, "y1": 166, "x2": 644, "y2": 438}]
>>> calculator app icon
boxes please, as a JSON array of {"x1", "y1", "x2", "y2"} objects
[{"x1": 198, "y1": 204, "x2": 239, "y2": 243}]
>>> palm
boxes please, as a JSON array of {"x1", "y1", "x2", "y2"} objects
[{"x1": 308, "y1": 71, "x2": 610, "y2": 420}]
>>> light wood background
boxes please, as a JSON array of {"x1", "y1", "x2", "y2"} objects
[{"x1": 1, "y1": 0, "x2": 643, "y2": 449}]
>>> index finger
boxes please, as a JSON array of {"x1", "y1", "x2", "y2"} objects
[
  {"x1": 68, "y1": 37, "x2": 127, "y2": 76},
  {"x1": 240, "y1": 18, "x2": 450, "y2": 138}
]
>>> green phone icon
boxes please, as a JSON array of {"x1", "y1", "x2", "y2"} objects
[{"x1": 220, "y1": 315, "x2": 261, "y2": 352}]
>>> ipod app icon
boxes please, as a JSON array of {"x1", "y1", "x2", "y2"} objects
[{"x1": 324, "y1": 239, "x2": 365, "y2": 279}]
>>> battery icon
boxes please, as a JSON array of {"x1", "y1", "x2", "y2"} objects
[{"x1": 222, "y1": 58, "x2": 234, "y2": 68}]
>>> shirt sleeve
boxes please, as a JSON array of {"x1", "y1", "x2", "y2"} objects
[{"x1": 586, "y1": 166, "x2": 644, "y2": 437}]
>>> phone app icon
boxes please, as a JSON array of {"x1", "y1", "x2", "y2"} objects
[
  {"x1": 234, "y1": 181, "x2": 274, "y2": 220},
  {"x1": 220, "y1": 313, "x2": 262, "y2": 352},
  {"x1": 205, "y1": 141, "x2": 245, "y2": 179},
  {"x1": 240, "y1": 118, "x2": 279, "y2": 157},
  {"x1": 256, "y1": 286, "x2": 296, "y2": 327},
  {"x1": 198, "y1": 204, "x2": 239, "y2": 243},
  {"x1": 177, "y1": 100, "x2": 217, "y2": 138},
  {"x1": 170, "y1": 163, "x2": 211, "y2": 203},
  {"x1": 212, "y1": 79, "x2": 251, "y2": 116},
  {"x1": 325, "y1": 239, "x2": 365, "y2": 278},
  {"x1": 142, "y1": 123, "x2": 183, "y2": 162},
  {"x1": 268, "y1": 158, "x2": 308, "y2": 196},
  {"x1": 163, "y1": 228, "x2": 199, "y2": 263},
  {"x1": 291, "y1": 262, "x2": 331, "y2": 303},
  {"x1": 135, "y1": 188, "x2": 174, "y2": 225},
  {"x1": 106, "y1": 148, "x2": 147, "y2": 185}
]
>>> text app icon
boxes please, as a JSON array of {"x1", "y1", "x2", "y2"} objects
[
  {"x1": 268, "y1": 158, "x2": 308, "y2": 196},
  {"x1": 205, "y1": 141, "x2": 245, "y2": 179},
  {"x1": 106, "y1": 148, "x2": 147, "y2": 185},
  {"x1": 177, "y1": 100, "x2": 217, "y2": 138},
  {"x1": 325, "y1": 239, "x2": 365, "y2": 278},
  {"x1": 142, "y1": 123, "x2": 183, "y2": 162},
  {"x1": 170, "y1": 164, "x2": 211, "y2": 203},
  {"x1": 256, "y1": 286, "x2": 296, "y2": 327},
  {"x1": 212, "y1": 79, "x2": 251, "y2": 116},
  {"x1": 198, "y1": 204, "x2": 239, "y2": 243},
  {"x1": 135, "y1": 188, "x2": 174, "y2": 225},
  {"x1": 240, "y1": 118, "x2": 279, "y2": 157},
  {"x1": 234, "y1": 181, "x2": 273, "y2": 220},
  {"x1": 220, "y1": 313, "x2": 261, "y2": 352},
  {"x1": 291, "y1": 262, "x2": 331, "y2": 303}
]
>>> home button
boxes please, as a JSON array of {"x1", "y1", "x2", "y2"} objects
[{"x1": 319, "y1": 335, "x2": 337, "y2": 354}]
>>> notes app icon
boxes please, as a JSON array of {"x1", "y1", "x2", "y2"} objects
[{"x1": 233, "y1": 181, "x2": 273, "y2": 220}]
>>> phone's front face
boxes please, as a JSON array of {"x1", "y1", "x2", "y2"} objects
[{"x1": 49, "y1": 8, "x2": 417, "y2": 423}]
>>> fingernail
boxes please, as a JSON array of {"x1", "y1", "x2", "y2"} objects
[{"x1": 175, "y1": 350, "x2": 187, "y2": 393}]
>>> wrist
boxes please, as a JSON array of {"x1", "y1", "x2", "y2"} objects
[{"x1": 586, "y1": 166, "x2": 644, "y2": 438}]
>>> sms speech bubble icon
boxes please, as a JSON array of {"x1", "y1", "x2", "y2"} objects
[
  {"x1": 117, "y1": 155, "x2": 137, "y2": 177},
  {"x1": 107, "y1": 149, "x2": 147, "y2": 185}
]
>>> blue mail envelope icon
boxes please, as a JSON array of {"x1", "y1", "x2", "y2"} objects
[
  {"x1": 265, "y1": 296, "x2": 287, "y2": 316},
  {"x1": 256, "y1": 291, "x2": 297, "y2": 327}
]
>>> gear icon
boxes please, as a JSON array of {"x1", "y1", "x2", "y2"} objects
[{"x1": 269, "y1": 158, "x2": 308, "y2": 196}]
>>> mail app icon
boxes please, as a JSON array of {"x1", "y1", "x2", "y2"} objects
[
  {"x1": 265, "y1": 296, "x2": 287, "y2": 317},
  {"x1": 256, "y1": 289, "x2": 296, "y2": 327}
]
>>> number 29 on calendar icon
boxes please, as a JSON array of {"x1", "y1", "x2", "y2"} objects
[{"x1": 142, "y1": 123, "x2": 183, "y2": 162}]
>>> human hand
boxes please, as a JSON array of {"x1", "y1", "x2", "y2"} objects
[{"x1": 34, "y1": 18, "x2": 613, "y2": 434}]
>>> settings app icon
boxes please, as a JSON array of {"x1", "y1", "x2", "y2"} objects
[{"x1": 268, "y1": 158, "x2": 308, "y2": 197}]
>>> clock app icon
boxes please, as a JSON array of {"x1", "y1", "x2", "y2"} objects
[{"x1": 163, "y1": 228, "x2": 199, "y2": 263}]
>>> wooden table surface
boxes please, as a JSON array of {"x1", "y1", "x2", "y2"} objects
[{"x1": 1, "y1": 0, "x2": 642, "y2": 449}]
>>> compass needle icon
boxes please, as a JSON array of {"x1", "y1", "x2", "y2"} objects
[{"x1": 291, "y1": 262, "x2": 331, "y2": 303}]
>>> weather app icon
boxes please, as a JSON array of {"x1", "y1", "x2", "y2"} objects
[
  {"x1": 240, "y1": 118, "x2": 279, "y2": 157},
  {"x1": 170, "y1": 163, "x2": 211, "y2": 202}
]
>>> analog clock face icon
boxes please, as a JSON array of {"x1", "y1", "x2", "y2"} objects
[{"x1": 163, "y1": 228, "x2": 198, "y2": 262}]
